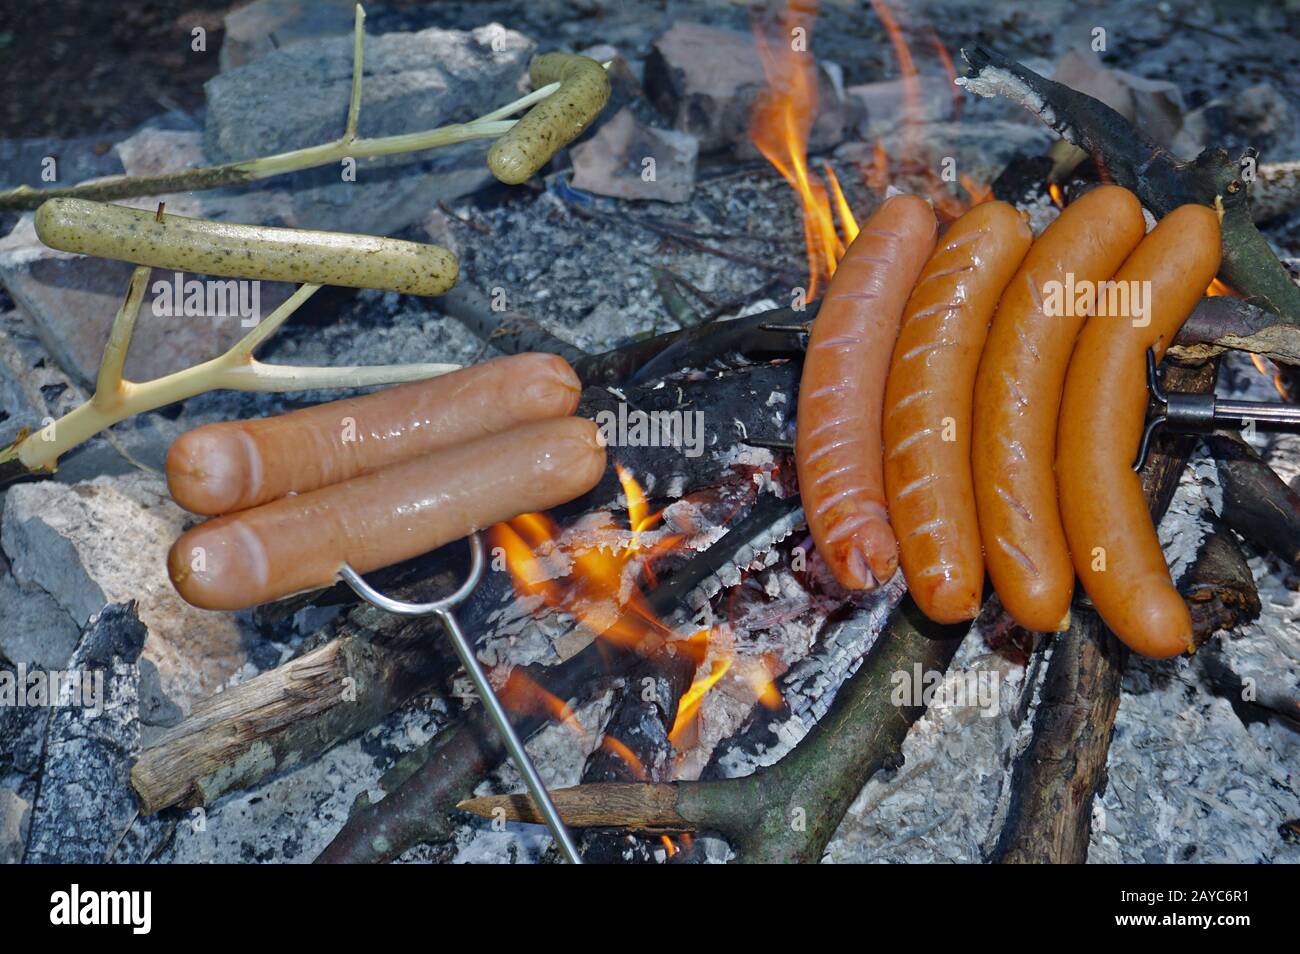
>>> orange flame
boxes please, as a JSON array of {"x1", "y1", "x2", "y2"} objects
[
  {"x1": 668, "y1": 658, "x2": 733, "y2": 747},
  {"x1": 493, "y1": 469, "x2": 785, "y2": 756},
  {"x1": 753, "y1": 0, "x2": 989, "y2": 296},
  {"x1": 601, "y1": 736, "x2": 647, "y2": 780},
  {"x1": 750, "y1": 0, "x2": 844, "y2": 297},
  {"x1": 498, "y1": 670, "x2": 586, "y2": 739}
]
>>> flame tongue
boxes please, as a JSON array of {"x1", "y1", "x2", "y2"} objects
[
  {"x1": 491, "y1": 468, "x2": 786, "y2": 762},
  {"x1": 751, "y1": 0, "x2": 989, "y2": 295}
]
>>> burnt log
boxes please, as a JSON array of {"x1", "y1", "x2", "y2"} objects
[
  {"x1": 1204, "y1": 431, "x2": 1300, "y2": 567},
  {"x1": 459, "y1": 596, "x2": 967, "y2": 863}
]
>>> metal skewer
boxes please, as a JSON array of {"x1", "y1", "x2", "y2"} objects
[
  {"x1": 338, "y1": 532, "x2": 583, "y2": 864},
  {"x1": 1134, "y1": 347, "x2": 1300, "y2": 470}
]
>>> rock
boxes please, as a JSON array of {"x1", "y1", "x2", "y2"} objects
[
  {"x1": 847, "y1": 75, "x2": 958, "y2": 139},
  {"x1": 0, "y1": 136, "x2": 124, "y2": 192},
  {"x1": 645, "y1": 21, "x2": 851, "y2": 156},
  {"x1": 570, "y1": 108, "x2": 698, "y2": 203},
  {"x1": 1177, "y1": 82, "x2": 1300, "y2": 162},
  {"x1": 840, "y1": 119, "x2": 1055, "y2": 187},
  {"x1": 23, "y1": 602, "x2": 171, "y2": 864},
  {"x1": 645, "y1": 22, "x2": 765, "y2": 154},
  {"x1": 0, "y1": 127, "x2": 298, "y2": 386},
  {"x1": 1052, "y1": 47, "x2": 1185, "y2": 153},
  {"x1": 0, "y1": 788, "x2": 29, "y2": 865},
  {"x1": 0, "y1": 570, "x2": 80, "y2": 670},
  {"x1": 203, "y1": 24, "x2": 535, "y2": 235},
  {"x1": 1, "y1": 472, "x2": 248, "y2": 710},
  {"x1": 219, "y1": 0, "x2": 358, "y2": 71}
]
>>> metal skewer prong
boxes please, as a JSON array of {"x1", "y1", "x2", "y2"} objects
[{"x1": 339, "y1": 532, "x2": 583, "y2": 864}]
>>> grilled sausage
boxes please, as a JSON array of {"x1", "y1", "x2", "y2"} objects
[
  {"x1": 169, "y1": 416, "x2": 606, "y2": 610},
  {"x1": 167, "y1": 353, "x2": 581, "y2": 515},
  {"x1": 796, "y1": 193, "x2": 937, "y2": 590},
  {"x1": 35, "y1": 198, "x2": 458, "y2": 296},
  {"x1": 1057, "y1": 204, "x2": 1221, "y2": 657},
  {"x1": 883, "y1": 201, "x2": 1033, "y2": 623},
  {"x1": 970, "y1": 185, "x2": 1147, "y2": 632}
]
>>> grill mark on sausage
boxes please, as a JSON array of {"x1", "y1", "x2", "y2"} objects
[{"x1": 995, "y1": 535, "x2": 1040, "y2": 577}]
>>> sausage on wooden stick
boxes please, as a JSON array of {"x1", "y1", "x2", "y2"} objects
[
  {"x1": 169, "y1": 416, "x2": 606, "y2": 610},
  {"x1": 167, "y1": 353, "x2": 581, "y2": 515}
]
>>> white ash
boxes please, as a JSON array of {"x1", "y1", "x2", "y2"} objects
[
  {"x1": 704, "y1": 574, "x2": 907, "y2": 781},
  {"x1": 955, "y1": 65, "x2": 1074, "y2": 145},
  {"x1": 825, "y1": 633, "x2": 1032, "y2": 864},
  {"x1": 686, "y1": 502, "x2": 804, "y2": 611},
  {"x1": 161, "y1": 698, "x2": 453, "y2": 863},
  {"x1": 1158, "y1": 446, "x2": 1222, "y2": 586}
]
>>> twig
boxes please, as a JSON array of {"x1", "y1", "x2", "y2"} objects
[
  {"x1": 0, "y1": 277, "x2": 457, "y2": 478},
  {"x1": 315, "y1": 494, "x2": 801, "y2": 863},
  {"x1": 1204, "y1": 431, "x2": 1300, "y2": 566},
  {"x1": 0, "y1": 5, "x2": 564, "y2": 212},
  {"x1": 1180, "y1": 522, "x2": 1262, "y2": 642}
]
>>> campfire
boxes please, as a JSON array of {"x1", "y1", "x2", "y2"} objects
[{"x1": 0, "y1": 0, "x2": 1297, "y2": 874}]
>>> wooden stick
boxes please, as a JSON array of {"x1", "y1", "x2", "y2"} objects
[
  {"x1": 130, "y1": 556, "x2": 471, "y2": 814},
  {"x1": 1204, "y1": 431, "x2": 1300, "y2": 567},
  {"x1": 958, "y1": 47, "x2": 1300, "y2": 324}
]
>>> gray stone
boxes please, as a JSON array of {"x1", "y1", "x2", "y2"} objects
[
  {"x1": 0, "y1": 788, "x2": 30, "y2": 865},
  {"x1": 0, "y1": 136, "x2": 124, "y2": 192},
  {"x1": 1, "y1": 472, "x2": 248, "y2": 710},
  {"x1": 847, "y1": 75, "x2": 959, "y2": 140},
  {"x1": 645, "y1": 21, "x2": 850, "y2": 156},
  {"x1": 203, "y1": 24, "x2": 535, "y2": 234},
  {"x1": 219, "y1": 0, "x2": 358, "y2": 71},
  {"x1": 0, "y1": 571, "x2": 80, "y2": 670},
  {"x1": 23, "y1": 603, "x2": 171, "y2": 864},
  {"x1": 570, "y1": 108, "x2": 698, "y2": 203}
]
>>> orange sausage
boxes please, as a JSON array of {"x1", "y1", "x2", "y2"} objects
[
  {"x1": 972, "y1": 185, "x2": 1146, "y2": 632},
  {"x1": 168, "y1": 417, "x2": 606, "y2": 610},
  {"x1": 883, "y1": 201, "x2": 1033, "y2": 623},
  {"x1": 167, "y1": 353, "x2": 581, "y2": 515},
  {"x1": 797, "y1": 194, "x2": 937, "y2": 590},
  {"x1": 1057, "y1": 205, "x2": 1221, "y2": 658}
]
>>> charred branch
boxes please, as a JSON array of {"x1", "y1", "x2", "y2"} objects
[
  {"x1": 1180, "y1": 522, "x2": 1262, "y2": 642},
  {"x1": 315, "y1": 492, "x2": 802, "y2": 863},
  {"x1": 958, "y1": 47, "x2": 1300, "y2": 324},
  {"x1": 1204, "y1": 431, "x2": 1300, "y2": 567}
]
